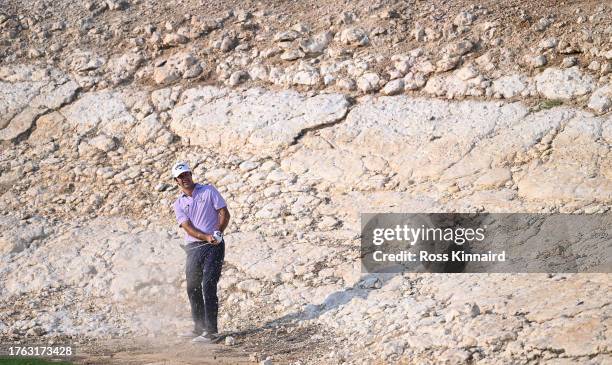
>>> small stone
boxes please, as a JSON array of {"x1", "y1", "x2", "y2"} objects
[
  {"x1": 299, "y1": 31, "x2": 333, "y2": 55},
  {"x1": 263, "y1": 185, "x2": 281, "y2": 198},
  {"x1": 292, "y1": 70, "x2": 320, "y2": 86},
  {"x1": 280, "y1": 50, "x2": 304, "y2": 61},
  {"x1": 107, "y1": 0, "x2": 128, "y2": 11},
  {"x1": 403, "y1": 72, "x2": 427, "y2": 90},
  {"x1": 150, "y1": 88, "x2": 173, "y2": 111},
  {"x1": 152, "y1": 67, "x2": 179, "y2": 85},
  {"x1": 561, "y1": 56, "x2": 578, "y2": 68},
  {"x1": 338, "y1": 11, "x2": 357, "y2": 25},
  {"x1": 50, "y1": 20, "x2": 66, "y2": 31},
  {"x1": 446, "y1": 40, "x2": 473, "y2": 57},
  {"x1": 318, "y1": 216, "x2": 338, "y2": 230},
  {"x1": 267, "y1": 170, "x2": 296, "y2": 183},
  {"x1": 220, "y1": 36, "x2": 236, "y2": 52},
  {"x1": 163, "y1": 33, "x2": 188, "y2": 47},
  {"x1": 153, "y1": 52, "x2": 202, "y2": 84},
  {"x1": 465, "y1": 303, "x2": 480, "y2": 318},
  {"x1": 530, "y1": 55, "x2": 548, "y2": 67},
  {"x1": 88, "y1": 135, "x2": 117, "y2": 152},
  {"x1": 492, "y1": 74, "x2": 526, "y2": 99},
  {"x1": 387, "y1": 69, "x2": 403, "y2": 80},
  {"x1": 394, "y1": 59, "x2": 412, "y2": 75},
  {"x1": 382, "y1": 79, "x2": 404, "y2": 95},
  {"x1": 436, "y1": 56, "x2": 460, "y2": 72},
  {"x1": 410, "y1": 48, "x2": 424, "y2": 57},
  {"x1": 357, "y1": 72, "x2": 381, "y2": 92},
  {"x1": 235, "y1": 10, "x2": 251, "y2": 22},
  {"x1": 261, "y1": 47, "x2": 283, "y2": 58},
  {"x1": 587, "y1": 85, "x2": 612, "y2": 113},
  {"x1": 228, "y1": 71, "x2": 249, "y2": 86},
  {"x1": 378, "y1": 9, "x2": 399, "y2": 19},
  {"x1": 155, "y1": 183, "x2": 170, "y2": 192},
  {"x1": 412, "y1": 25, "x2": 425, "y2": 42},
  {"x1": 27, "y1": 48, "x2": 42, "y2": 58},
  {"x1": 456, "y1": 65, "x2": 478, "y2": 80},
  {"x1": 274, "y1": 30, "x2": 299, "y2": 42},
  {"x1": 535, "y1": 17, "x2": 552, "y2": 32},
  {"x1": 249, "y1": 64, "x2": 269, "y2": 81},
  {"x1": 337, "y1": 78, "x2": 356, "y2": 91},
  {"x1": 237, "y1": 279, "x2": 263, "y2": 294},
  {"x1": 359, "y1": 276, "x2": 382, "y2": 289},
  {"x1": 260, "y1": 161, "x2": 278, "y2": 172},
  {"x1": 538, "y1": 37, "x2": 558, "y2": 50},
  {"x1": 26, "y1": 327, "x2": 46, "y2": 336},
  {"x1": 255, "y1": 202, "x2": 284, "y2": 219},
  {"x1": 453, "y1": 11, "x2": 476, "y2": 26},
  {"x1": 292, "y1": 22, "x2": 310, "y2": 33},
  {"x1": 225, "y1": 336, "x2": 236, "y2": 346},
  {"x1": 239, "y1": 161, "x2": 259, "y2": 172},
  {"x1": 587, "y1": 60, "x2": 601, "y2": 72},
  {"x1": 340, "y1": 27, "x2": 369, "y2": 46}
]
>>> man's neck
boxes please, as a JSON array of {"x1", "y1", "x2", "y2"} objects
[{"x1": 182, "y1": 184, "x2": 196, "y2": 197}]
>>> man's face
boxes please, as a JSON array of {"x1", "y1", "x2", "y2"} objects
[{"x1": 175, "y1": 171, "x2": 195, "y2": 190}]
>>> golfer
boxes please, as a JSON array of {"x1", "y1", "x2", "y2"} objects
[{"x1": 172, "y1": 161, "x2": 230, "y2": 343}]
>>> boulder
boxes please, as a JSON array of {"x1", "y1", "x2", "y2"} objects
[{"x1": 534, "y1": 67, "x2": 594, "y2": 100}]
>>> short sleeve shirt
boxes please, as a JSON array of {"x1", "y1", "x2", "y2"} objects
[{"x1": 173, "y1": 183, "x2": 227, "y2": 243}]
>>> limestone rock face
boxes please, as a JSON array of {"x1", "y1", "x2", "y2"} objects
[
  {"x1": 169, "y1": 87, "x2": 349, "y2": 154},
  {"x1": 28, "y1": 111, "x2": 67, "y2": 143},
  {"x1": 516, "y1": 112, "x2": 612, "y2": 202},
  {"x1": 0, "y1": 67, "x2": 79, "y2": 141},
  {"x1": 0, "y1": 55, "x2": 610, "y2": 363},
  {"x1": 282, "y1": 96, "x2": 610, "y2": 205},
  {"x1": 289, "y1": 97, "x2": 526, "y2": 184},
  {"x1": 61, "y1": 91, "x2": 135, "y2": 136},
  {"x1": 0, "y1": 216, "x2": 48, "y2": 255},
  {"x1": 0, "y1": 217, "x2": 180, "y2": 298}
]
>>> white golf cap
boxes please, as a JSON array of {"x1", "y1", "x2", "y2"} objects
[{"x1": 171, "y1": 161, "x2": 191, "y2": 178}]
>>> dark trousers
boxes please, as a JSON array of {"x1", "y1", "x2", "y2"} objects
[{"x1": 184, "y1": 240, "x2": 225, "y2": 334}]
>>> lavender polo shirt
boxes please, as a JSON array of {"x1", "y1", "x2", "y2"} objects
[{"x1": 173, "y1": 183, "x2": 227, "y2": 243}]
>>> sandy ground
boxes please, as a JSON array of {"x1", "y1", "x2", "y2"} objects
[
  {"x1": 74, "y1": 337, "x2": 252, "y2": 364},
  {"x1": 23, "y1": 320, "x2": 328, "y2": 364}
]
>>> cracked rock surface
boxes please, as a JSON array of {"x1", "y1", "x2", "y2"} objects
[{"x1": 0, "y1": 0, "x2": 611, "y2": 364}]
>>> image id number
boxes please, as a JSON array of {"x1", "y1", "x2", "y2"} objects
[{"x1": 8, "y1": 346, "x2": 73, "y2": 357}]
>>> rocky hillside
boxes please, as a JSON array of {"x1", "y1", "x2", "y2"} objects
[{"x1": 0, "y1": 0, "x2": 610, "y2": 364}]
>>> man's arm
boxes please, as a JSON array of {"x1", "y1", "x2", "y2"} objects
[
  {"x1": 180, "y1": 220, "x2": 216, "y2": 243},
  {"x1": 217, "y1": 207, "x2": 230, "y2": 233}
]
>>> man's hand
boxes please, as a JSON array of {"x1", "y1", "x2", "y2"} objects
[
  {"x1": 202, "y1": 233, "x2": 219, "y2": 245},
  {"x1": 181, "y1": 220, "x2": 219, "y2": 244}
]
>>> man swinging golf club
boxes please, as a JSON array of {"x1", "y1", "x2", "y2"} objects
[{"x1": 172, "y1": 161, "x2": 230, "y2": 343}]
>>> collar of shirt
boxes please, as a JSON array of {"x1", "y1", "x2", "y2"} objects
[{"x1": 180, "y1": 183, "x2": 205, "y2": 198}]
